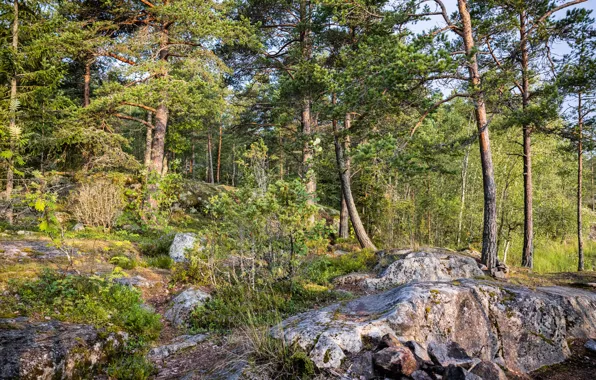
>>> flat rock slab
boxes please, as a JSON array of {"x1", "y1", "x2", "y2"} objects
[
  {"x1": 273, "y1": 279, "x2": 596, "y2": 373},
  {"x1": 0, "y1": 317, "x2": 123, "y2": 380},
  {"x1": 149, "y1": 334, "x2": 209, "y2": 361},
  {"x1": 0, "y1": 240, "x2": 72, "y2": 261}
]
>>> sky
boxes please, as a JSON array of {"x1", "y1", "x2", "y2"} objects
[{"x1": 407, "y1": 0, "x2": 596, "y2": 58}]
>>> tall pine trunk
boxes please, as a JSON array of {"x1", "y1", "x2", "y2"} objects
[
  {"x1": 520, "y1": 11, "x2": 534, "y2": 269},
  {"x1": 217, "y1": 124, "x2": 222, "y2": 183},
  {"x1": 144, "y1": 113, "x2": 153, "y2": 168},
  {"x1": 334, "y1": 113, "x2": 376, "y2": 250},
  {"x1": 207, "y1": 133, "x2": 214, "y2": 184},
  {"x1": 150, "y1": 103, "x2": 168, "y2": 175},
  {"x1": 459, "y1": 0, "x2": 498, "y2": 270},
  {"x1": 300, "y1": 0, "x2": 316, "y2": 209},
  {"x1": 5, "y1": 0, "x2": 19, "y2": 225},
  {"x1": 578, "y1": 92, "x2": 584, "y2": 271}
]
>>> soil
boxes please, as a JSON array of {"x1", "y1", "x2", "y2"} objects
[{"x1": 531, "y1": 339, "x2": 596, "y2": 380}]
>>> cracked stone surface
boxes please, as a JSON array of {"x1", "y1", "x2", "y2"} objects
[
  {"x1": 334, "y1": 249, "x2": 484, "y2": 291},
  {"x1": 273, "y1": 279, "x2": 596, "y2": 373}
]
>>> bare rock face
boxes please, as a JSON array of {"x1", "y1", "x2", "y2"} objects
[
  {"x1": 164, "y1": 288, "x2": 211, "y2": 327},
  {"x1": 169, "y1": 233, "x2": 199, "y2": 263},
  {"x1": 148, "y1": 334, "x2": 208, "y2": 361},
  {"x1": 0, "y1": 317, "x2": 123, "y2": 380},
  {"x1": 273, "y1": 279, "x2": 596, "y2": 374},
  {"x1": 334, "y1": 249, "x2": 484, "y2": 290}
]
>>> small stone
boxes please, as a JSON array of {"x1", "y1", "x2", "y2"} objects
[
  {"x1": 405, "y1": 341, "x2": 432, "y2": 363},
  {"x1": 377, "y1": 333, "x2": 403, "y2": 350},
  {"x1": 428, "y1": 341, "x2": 475, "y2": 369},
  {"x1": 585, "y1": 339, "x2": 596, "y2": 353},
  {"x1": 349, "y1": 351, "x2": 375, "y2": 380},
  {"x1": 444, "y1": 365, "x2": 483, "y2": 380},
  {"x1": 374, "y1": 347, "x2": 418, "y2": 376},
  {"x1": 411, "y1": 370, "x2": 433, "y2": 380},
  {"x1": 469, "y1": 361, "x2": 508, "y2": 380},
  {"x1": 169, "y1": 232, "x2": 199, "y2": 263},
  {"x1": 164, "y1": 288, "x2": 211, "y2": 326},
  {"x1": 72, "y1": 222, "x2": 85, "y2": 231},
  {"x1": 16, "y1": 230, "x2": 25, "y2": 235}
]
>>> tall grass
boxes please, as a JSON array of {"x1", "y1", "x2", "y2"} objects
[{"x1": 503, "y1": 236, "x2": 596, "y2": 273}]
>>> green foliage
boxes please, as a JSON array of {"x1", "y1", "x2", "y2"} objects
[
  {"x1": 144, "y1": 255, "x2": 173, "y2": 270},
  {"x1": 2, "y1": 270, "x2": 161, "y2": 342},
  {"x1": 302, "y1": 249, "x2": 377, "y2": 285},
  {"x1": 189, "y1": 281, "x2": 338, "y2": 332},
  {"x1": 110, "y1": 255, "x2": 137, "y2": 270},
  {"x1": 105, "y1": 355, "x2": 156, "y2": 380}
]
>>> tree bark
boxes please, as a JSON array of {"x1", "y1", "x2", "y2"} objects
[
  {"x1": 216, "y1": 124, "x2": 222, "y2": 183},
  {"x1": 144, "y1": 113, "x2": 153, "y2": 169},
  {"x1": 5, "y1": 0, "x2": 19, "y2": 225},
  {"x1": 150, "y1": 103, "x2": 168, "y2": 175},
  {"x1": 334, "y1": 113, "x2": 377, "y2": 250},
  {"x1": 207, "y1": 133, "x2": 214, "y2": 184},
  {"x1": 578, "y1": 92, "x2": 584, "y2": 271},
  {"x1": 300, "y1": 0, "x2": 316, "y2": 207},
  {"x1": 83, "y1": 60, "x2": 91, "y2": 107},
  {"x1": 458, "y1": 0, "x2": 498, "y2": 270},
  {"x1": 520, "y1": 11, "x2": 534, "y2": 269},
  {"x1": 457, "y1": 144, "x2": 470, "y2": 247},
  {"x1": 148, "y1": 23, "x2": 170, "y2": 177}
]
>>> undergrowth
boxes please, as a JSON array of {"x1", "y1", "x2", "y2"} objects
[{"x1": 0, "y1": 269, "x2": 162, "y2": 379}]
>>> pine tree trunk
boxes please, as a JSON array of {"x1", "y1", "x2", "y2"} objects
[
  {"x1": 520, "y1": 11, "x2": 534, "y2": 269},
  {"x1": 217, "y1": 124, "x2": 222, "y2": 183},
  {"x1": 208, "y1": 133, "x2": 214, "y2": 184},
  {"x1": 457, "y1": 144, "x2": 470, "y2": 246},
  {"x1": 83, "y1": 60, "x2": 91, "y2": 107},
  {"x1": 578, "y1": 92, "x2": 584, "y2": 271},
  {"x1": 150, "y1": 103, "x2": 168, "y2": 175},
  {"x1": 339, "y1": 194, "x2": 349, "y2": 239},
  {"x1": 334, "y1": 113, "x2": 377, "y2": 250},
  {"x1": 144, "y1": 113, "x2": 152, "y2": 169},
  {"x1": 5, "y1": 0, "x2": 19, "y2": 225},
  {"x1": 458, "y1": 0, "x2": 498, "y2": 271},
  {"x1": 300, "y1": 0, "x2": 316, "y2": 208}
]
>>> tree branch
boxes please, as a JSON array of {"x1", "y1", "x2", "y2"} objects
[
  {"x1": 115, "y1": 113, "x2": 154, "y2": 129},
  {"x1": 527, "y1": 0, "x2": 587, "y2": 35},
  {"x1": 121, "y1": 102, "x2": 156, "y2": 113},
  {"x1": 411, "y1": 93, "x2": 470, "y2": 136}
]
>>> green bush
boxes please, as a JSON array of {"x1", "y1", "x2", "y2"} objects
[
  {"x1": 106, "y1": 355, "x2": 156, "y2": 380},
  {"x1": 145, "y1": 255, "x2": 173, "y2": 269},
  {"x1": 302, "y1": 249, "x2": 377, "y2": 285},
  {"x1": 139, "y1": 233, "x2": 175, "y2": 257},
  {"x1": 3, "y1": 270, "x2": 161, "y2": 341},
  {"x1": 190, "y1": 281, "x2": 339, "y2": 332},
  {"x1": 110, "y1": 255, "x2": 137, "y2": 270}
]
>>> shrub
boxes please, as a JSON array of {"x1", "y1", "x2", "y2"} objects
[
  {"x1": 243, "y1": 321, "x2": 315, "y2": 379},
  {"x1": 109, "y1": 255, "x2": 137, "y2": 270},
  {"x1": 145, "y1": 255, "x2": 173, "y2": 270},
  {"x1": 3, "y1": 270, "x2": 161, "y2": 341},
  {"x1": 70, "y1": 180, "x2": 124, "y2": 229},
  {"x1": 190, "y1": 281, "x2": 338, "y2": 332}
]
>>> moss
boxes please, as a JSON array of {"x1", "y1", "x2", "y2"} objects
[
  {"x1": 323, "y1": 349, "x2": 331, "y2": 363},
  {"x1": 530, "y1": 331, "x2": 555, "y2": 346}
]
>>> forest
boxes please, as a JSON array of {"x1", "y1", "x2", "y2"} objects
[{"x1": 1, "y1": 0, "x2": 596, "y2": 379}]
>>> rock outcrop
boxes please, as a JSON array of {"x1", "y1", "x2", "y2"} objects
[
  {"x1": 273, "y1": 279, "x2": 596, "y2": 375},
  {"x1": 169, "y1": 233, "x2": 199, "y2": 263},
  {"x1": 0, "y1": 317, "x2": 124, "y2": 380},
  {"x1": 334, "y1": 249, "x2": 484, "y2": 291},
  {"x1": 164, "y1": 288, "x2": 211, "y2": 326}
]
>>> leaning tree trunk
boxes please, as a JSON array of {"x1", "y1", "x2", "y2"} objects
[
  {"x1": 334, "y1": 113, "x2": 377, "y2": 250},
  {"x1": 216, "y1": 124, "x2": 222, "y2": 183},
  {"x1": 520, "y1": 11, "x2": 534, "y2": 269},
  {"x1": 459, "y1": 0, "x2": 498, "y2": 271},
  {"x1": 578, "y1": 92, "x2": 584, "y2": 271},
  {"x1": 5, "y1": 0, "x2": 19, "y2": 225}
]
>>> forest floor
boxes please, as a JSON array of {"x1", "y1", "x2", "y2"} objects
[{"x1": 1, "y1": 232, "x2": 596, "y2": 379}]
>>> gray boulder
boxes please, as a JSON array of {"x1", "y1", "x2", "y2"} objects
[
  {"x1": 0, "y1": 317, "x2": 124, "y2": 379},
  {"x1": 469, "y1": 361, "x2": 508, "y2": 380},
  {"x1": 273, "y1": 279, "x2": 596, "y2": 374},
  {"x1": 334, "y1": 249, "x2": 484, "y2": 290},
  {"x1": 164, "y1": 288, "x2": 211, "y2": 327},
  {"x1": 374, "y1": 346, "x2": 418, "y2": 376},
  {"x1": 169, "y1": 233, "x2": 199, "y2": 263},
  {"x1": 148, "y1": 334, "x2": 208, "y2": 361},
  {"x1": 585, "y1": 339, "x2": 596, "y2": 353}
]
